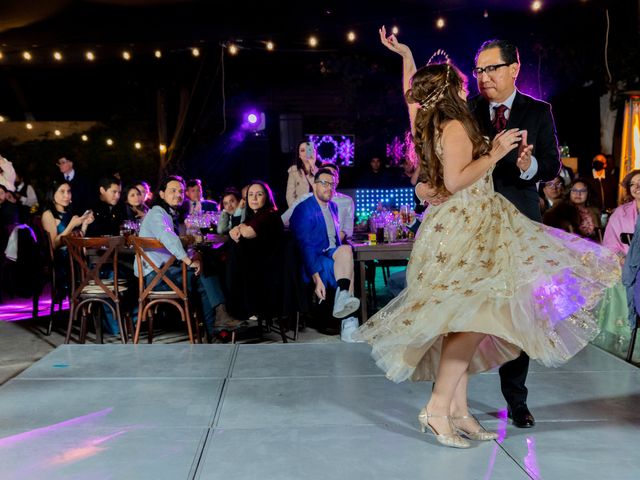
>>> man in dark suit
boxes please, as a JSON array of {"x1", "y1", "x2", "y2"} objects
[
  {"x1": 469, "y1": 39, "x2": 561, "y2": 428},
  {"x1": 56, "y1": 156, "x2": 92, "y2": 215},
  {"x1": 182, "y1": 179, "x2": 219, "y2": 217}
]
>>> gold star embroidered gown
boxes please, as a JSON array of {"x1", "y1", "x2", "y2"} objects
[{"x1": 355, "y1": 165, "x2": 620, "y2": 383}]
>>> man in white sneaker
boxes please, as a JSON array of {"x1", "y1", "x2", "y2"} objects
[{"x1": 290, "y1": 168, "x2": 360, "y2": 324}]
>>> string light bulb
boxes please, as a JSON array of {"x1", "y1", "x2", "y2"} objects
[
  {"x1": 154, "y1": 50, "x2": 162, "y2": 58},
  {"x1": 53, "y1": 51, "x2": 63, "y2": 61},
  {"x1": 191, "y1": 47, "x2": 200, "y2": 57},
  {"x1": 531, "y1": 1, "x2": 542, "y2": 11},
  {"x1": 0, "y1": 51, "x2": 3, "y2": 60},
  {"x1": 484, "y1": 9, "x2": 489, "y2": 18},
  {"x1": 391, "y1": 26, "x2": 399, "y2": 35},
  {"x1": 23, "y1": 51, "x2": 32, "y2": 61},
  {"x1": 106, "y1": 138, "x2": 114, "y2": 146},
  {"x1": 54, "y1": 129, "x2": 61, "y2": 136},
  {"x1": 159, "y1": 144, "x2": 167, "y2": 153},
  {"x1": 436, "y1": 17, "x2": 446, "y2": 29},
  {"x1": 347, "y1": 31, "x2": 356, "y2": 42},
  {"x1": 228, "y1": 44, "x2": 238, "y2": 55},
  {"x1": 308, "y1": 36, "x2": 318, "y2": 47},
  {"x1": 134, "y1": 142, "x2": 142, "y2": 150},
  {"x1": 85, "y1": 51, "x2": 95, "y2": 61},
  {"x1": 26, "y1": 123, "x2": 33, "y2": 130},
  {"x1": 81, "y1": 134, "x2": 89, "y2": 141},
  {"x1": 122, "y1": 50, "x2": 131, "y2": 60},
  {"x1": 0, "y1": 116, "x2": 5, "y2": 122},
  {"x1": 266, "y1": 41, "x2": 274, "y2": 51}
]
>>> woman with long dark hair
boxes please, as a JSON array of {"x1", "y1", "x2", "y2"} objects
[
  {"x1": 355, "y1": 28, "x2": 619, "y2": 449},
  {"x1": 123, "y1": 184, "x2": 148, "y2": 220},
  {"x1": 286, "y1": 141, "x2": 319, "y2": 208},
  {"x1": 227, "y1": 180, "x2": 284, "y2": 319}
]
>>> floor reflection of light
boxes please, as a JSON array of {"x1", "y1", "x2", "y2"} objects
[
  {"x1": 0, "y1": 408, "x2": 113, "y2": 447},
  {"x1": 524, "y1": 436, "x2": 541, "y2": 479},
  {"x1": 484, "y1": 408, "x2": 509, "y2": 480},
  {"x1": 49, "y1": 430, "x2": 127, "y2": 466}
]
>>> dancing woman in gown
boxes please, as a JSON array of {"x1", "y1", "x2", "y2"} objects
[{"x1": 354, "y1": 28, "x2": 620, "y2": 448}]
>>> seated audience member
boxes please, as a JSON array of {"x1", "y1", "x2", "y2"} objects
[
  {"x1": 13, "y1": 172, "x2": 38, "y2": 222},
  {"x1": 281, "y1": 162, "x2": 355, "y2": 242},
  {"x1": 183, "y1": 178, "x2": 218, "y2": 216},
  {"x1": 86, "y1": 177, "x2": 125, "y2": 237},
  {"x1": 290, "y1": 168, "x2": 360, "y2": 319},
  {"x1": 227, "y1": 181, "x2": 284, "y2": 318},
  {"x1": 603, "y1": 169, "x2": 640, "y2": 258},
  {"x1": 40, "y1": 180, "x2": 94, "y2": 293},
  {"x1": 566, "y1": 178, "x2": 601, "y2": 240},
  {"x1": 56, "y1": 156, "x2": 91, "y2": 214},
  {"x1": 124, "y1": 184, "x2": 148, "y2": 220},
  {"x1": 538, "y1": 175, "x2": 565, "y2": 214},
  {"x1": 0, "y1": 154, "x2": 16, "y2": 192},
  {"x1": 136, "y1": 181, "x2": 153, "y2": 207},
  {"x1": 0, "y1": 185, "x2": 20, "y2": 251},
  {"x1": 217, "y1": 187, "x2": 245, "y2": 234},
  {"x1": 137, "y1": 176, "x2": 241, "y2": 339}
]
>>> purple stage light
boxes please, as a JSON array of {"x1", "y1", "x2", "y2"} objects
[{"x1": 242, "y1": 111, "x2": 265, "y2": 131}]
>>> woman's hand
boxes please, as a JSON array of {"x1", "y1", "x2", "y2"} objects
[
  {"x1": 416, "y1": 182, "x2": 450, "y2": 206},
  {"x1": 490, "y1": 129, "x2": 522, "y2": 164},
  {"x1": 379, "y1": 26, "x2": 412, "y2": 58},
  {"x1": 81, "y1": 211, "x2": 94, "y2": 226},
  {"x1": 229, "y1": 226, "x2": 241, "y2": 243},
  {"x1": 69, "y1": 215, "x2": 84, "y2": 229}
]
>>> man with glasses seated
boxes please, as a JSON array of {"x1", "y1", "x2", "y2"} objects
[{"x1": 290, "y1": 168, "x2": 360, "y2": 333}]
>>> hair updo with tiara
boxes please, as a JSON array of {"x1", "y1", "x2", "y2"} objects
[{"x1": 405, "y1": 51, "x2": 490, "y2": 195}]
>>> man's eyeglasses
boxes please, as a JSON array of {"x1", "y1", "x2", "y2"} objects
[
  {"x1": 315, "y1": 180, "x2": 335, "y2": 189},
  {"x1": 544, "y1": 181, "x2": 563, "y2": 189},
  {"x1": 472, "y1": 63, "x2": 511, "y2": 78}
]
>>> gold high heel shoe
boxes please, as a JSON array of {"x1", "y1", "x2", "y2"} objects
[
  {"x1": 451, "y1": 415, "x2": 498, "y2": 441},
  {"x1": 418, "y1": 409, "x2": 471, "y2": 449}
]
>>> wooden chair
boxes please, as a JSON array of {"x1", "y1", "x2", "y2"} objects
[
  {"x1": 64, "y1": 236, "x2": 128, "y2": 344},
  {"x1": 131, "y1": 237, "x2": 197, "y2": 344}
]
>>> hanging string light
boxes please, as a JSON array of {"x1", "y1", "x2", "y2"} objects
[
  {"x1": 85, "y1": 51, "x2": 95, "y2": 61},
  {"x1": 266, "y1": 41, "x2": 274, "y2": 51},
  {"x1": 154, "y1": 49, "x2": 162, "y2": 58},
  {"x1": 122, "y1": 50, "x2": 131, "y2": 60},
  {"x1": 191, "y1": 47, "x2": 200, "y2": 57},
  {"x1": 228, "y1": 44, "x2": 238, "y2": 55},
  {"x1": 308, "y1": 36, "x2": 318, "y2": 47},
  {"x1": 347, "y1": 31, "x2": 357, "y2": 42},
  {"x1": 53, "y1": 51, "x2": 63, "y2": 61},
  {"x1": 22, "y1": 51, "x2": 32, "y2": 61}
]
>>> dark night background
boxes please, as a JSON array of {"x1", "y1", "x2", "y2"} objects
[{"x1": 0, "y1": 0, "x2": 638, "y2": 206}]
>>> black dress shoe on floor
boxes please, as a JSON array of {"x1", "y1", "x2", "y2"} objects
[{"x1": 507, "y1": 405, "x2": 535, "y2": 428}]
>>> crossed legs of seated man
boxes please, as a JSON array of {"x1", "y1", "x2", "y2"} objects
[{"x1": 312, "y1": 244, "x2": 359, "y2": 320}]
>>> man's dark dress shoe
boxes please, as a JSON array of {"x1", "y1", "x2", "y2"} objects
[{"x1": 507, "y1": 405, "x2": 535, "y2": 428}]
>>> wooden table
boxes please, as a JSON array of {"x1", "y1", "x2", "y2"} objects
[{"x1": 353, "y1": 241, "x2": 414, "y2": 322}]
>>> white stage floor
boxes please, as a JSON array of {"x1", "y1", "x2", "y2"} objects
[{"x1": 0, "y1": 343, "x2": 638, "y2": 479}]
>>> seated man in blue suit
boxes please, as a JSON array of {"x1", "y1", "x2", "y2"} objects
[{"x1": 290, "y1": 168, "x2": 359, "y2": 319}]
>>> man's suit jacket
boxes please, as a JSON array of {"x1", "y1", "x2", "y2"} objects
[
  {"x1": 469, "y1": 91, "x2": 560, "y2": 222},
  {"x1": 289, "y1": 195, "x2": 341, "y2": 285},
  {"x1": 58, "y1": 172, "x2": 92, "y2": 215}
]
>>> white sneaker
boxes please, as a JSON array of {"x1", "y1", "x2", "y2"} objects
[
  {"x1": 341, "y1": 317, "x2": 362, "y2": 343},
  {"x1": 333, "y1": 287, "x2": 360, "y2": 319}
]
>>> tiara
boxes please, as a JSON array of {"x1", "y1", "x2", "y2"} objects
[{"x1": 418, "y1": 49, "x2": 452, "y2": 111}]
